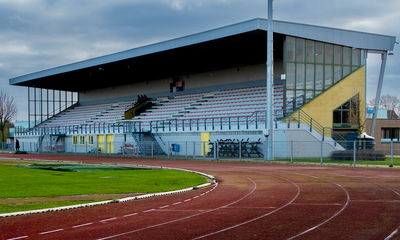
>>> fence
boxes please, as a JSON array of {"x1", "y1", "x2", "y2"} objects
[
  {"x1": 0, "y1": 142, "x2": 14, "y2": 153},
  {"x1": 13, "y1": 139, "x2": 400, "y2": 167}
]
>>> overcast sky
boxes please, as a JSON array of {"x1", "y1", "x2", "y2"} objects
[{"x1": 0, "y1": 0, "x2": 398, "y2": 121}]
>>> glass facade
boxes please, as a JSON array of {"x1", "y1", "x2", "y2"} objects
[{"x1": 283, "y1": 36, "x2": 362, "y2": 114}]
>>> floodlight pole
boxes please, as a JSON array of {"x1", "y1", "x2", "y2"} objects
[
  {"x1": 370, "y1": 51, "x2": 388, "y2": 137},
  {"x1": 265, "y1": 0, "x2": 274, "y2": 160}
]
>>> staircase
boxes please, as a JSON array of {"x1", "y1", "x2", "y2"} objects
[{"x1": 132, "y1": 131, "x2": 164, "y2": 156}]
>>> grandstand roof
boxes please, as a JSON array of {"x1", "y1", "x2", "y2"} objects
[{"x1": 10, "y1": 18, "x2": 396, "y2": 92}]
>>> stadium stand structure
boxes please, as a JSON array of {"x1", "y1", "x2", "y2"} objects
[{"x1": 10, "y1": 18, "x2": 396, "y2": 158}]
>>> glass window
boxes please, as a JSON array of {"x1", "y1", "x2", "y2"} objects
[
  {"x1": 296, "y1": 63, "x2": 305, "y2": 89},
  {"x1": 88, "y1": 136, "x2": 94, "y2": 145},
  {"x1": 305, "y1": 40, "x2": 315, "y2": 63},
  {"x1": 72, "y1": 136, "x2": 78, "y2": 145},
  {"x1": 286, "y1": 90, "x2": 295, "y2": 110},
  {"x1": 334, "y1": 45, "x2": 342, "y2": 65},
  {"x1": 285, "y1": 36, "x2": 295, "y2": 62},
  {"x1": 295, "y1": 91, "x2": 305, "y2": 108},
  {"x1": 286, "y1": 63, "x2": 295, "y2": 89},
  {"x1": 306, "y1": 64, "x2": 314, "y2": 89},
  {"x1": 295, "y1": 38, "x2": 305, "y2": 62},
  {"x1": 325, "y1": 44, "x2": 333, "y2": 64},
  {"x1": 352, "y1": 48, "x2": 361, "y2": 66},
  {"x1": 315, "y1": 65, "x2": 323, "y2": 90},
  {"x1": 306, "y1": 91, "x2": 314, "y2": 103},
  {"x1": 324, "y1": 65, "x2": 333, "y2": 89},
  {"x1": 343, "y1": 66, "x2": 351, "y2": 77},
  {"x1": 343, "y1": 47, "x2": 351, "y2": 65},
  {"x1": 334, "y1": 66, "x2": 342, "y2": 83},
  {"x1": 79, "y1": 135, "x2": 85, "y2": 145},
  {"x1": 315, "y1": 42, "x2": 324, "y2": 64},
  {"x1": 382, "y1": 128, "x2": 400, "y2": 140}
]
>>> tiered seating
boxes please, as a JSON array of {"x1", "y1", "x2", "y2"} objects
[
  {"x1": 38, "y1": 84, "x2": 305, "y2": 128},
  {"x1": 40, "y1": 100, "x2": 132, "y2": 127}
]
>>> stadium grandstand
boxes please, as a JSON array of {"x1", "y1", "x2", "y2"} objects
[{"x1": 10, "y1": 18, "x2": 396, "y2": 159}]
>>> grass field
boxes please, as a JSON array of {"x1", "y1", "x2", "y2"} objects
[{"x1": 0, "y1": 160, "x2": 207, "y2": 214}]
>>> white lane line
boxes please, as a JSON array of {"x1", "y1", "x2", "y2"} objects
[
  {"x1": 193, "y1": 196, "x2": 199, "y2": 199},
  {"x1": 393, "y1": 190, "x2": 400, "y2": 197},
  {"x1": 193, "y1": 177, "x2": 300, "y2": 240},
  {"x1": 200, "y1": 193, "x2": 205, "y2": 196},
  {"x1": 385, "y1": 226, "x2": 400, "y2": 240},
  {"x1": 100, "y1": 217, "x2": 117, "y2": 223},
  {"x1": 184, "y1": 199, "x2": 192, "y2": 202},
  {"x1": 97, "y1": 177, "x2": 254, "y2": 240},
  {"x1": 39, "y1": 229, "x2": 64, "y2": 235},
  {"x1": 123, "y1": 213, "x2": 138, "y2": 218},
  {"x1": 172, "y1": 202, "x2": 182, "y2": 205},
  {"x1": 72, "y1": 222, "x2": 93, "y2": 228},
  {"x1": 143, "y1": 209, "x2": 155, "y2": 213},
  {"x1": 287, "y1": 183, "x2": 351, "y2": 240},
  {"x1": 159, "y1": 205, "x2": 170, "y2": 209},
  {"x1": 6, "y1": 236, "x2": 28, "y2": 240}
]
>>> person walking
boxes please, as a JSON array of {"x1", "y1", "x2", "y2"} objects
[{"x1": 15, "y1": 139, "x2": 20, "y2": 152}]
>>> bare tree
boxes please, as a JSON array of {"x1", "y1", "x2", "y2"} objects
[
  {"x1": 369, "y1": 94, "x2": 400, "y2": 119},
  {"x1": 0, "y1": 90, "x2": 17, "y2": 142}
]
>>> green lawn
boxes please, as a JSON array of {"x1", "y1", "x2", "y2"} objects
[{"x1": 0, "y1": 163, "x2": 207, "y2": 213}]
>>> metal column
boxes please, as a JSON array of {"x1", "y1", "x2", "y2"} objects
[
  {"x1": 265, "y1": 0, "x2": 274, "y2": 160},
  {"x1": 370, "y1": 52, "x2": 388, "y2": 137}
]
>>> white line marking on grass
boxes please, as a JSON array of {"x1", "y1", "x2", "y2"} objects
[
  {"x1": 100, "y1": 217, "x2": 117, "y2": 223},
  {"x1": 287, "y1": 183, "x2": 350, "y2": 240},
  {"x1": 143, "y1": 209, "x2": 155, "y2": 213},
  {"x1": 72, "y1": 222, "x2": 93, "y2": 228},
  {"x1": 172, "y1": 202, "x2": 182, "y2": 205},
  {"x1": 123, "y1": 213, "x2": 138, "y2": 218},
  {"x1": 39, "y1": 229, "x2": 64, "y2": 235},
  {"x1": 159, "y1": 205, "x2": 170, "y2": 209},
  {"x1": 193, "y1": 177, "x2": 300, "y2": 240},
  {"x1": 385, "y1": 226, "x2": 400, "y2": 240},
  {"x1": 7, "y1": 236, "x2": 28, "y2": 240}
]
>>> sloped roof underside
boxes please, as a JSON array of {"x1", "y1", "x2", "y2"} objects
[{"x1": 10, "y1": 18, "x2": 396, "y2": 91}]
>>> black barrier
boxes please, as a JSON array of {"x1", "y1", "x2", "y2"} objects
[{"x1": 209, "y1": 139, "x2": 263, "y2": 158}]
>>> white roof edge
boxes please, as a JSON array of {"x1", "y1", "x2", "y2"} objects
[{"x1": 10, "y1": 18, "x2": 396, "y2": 85}]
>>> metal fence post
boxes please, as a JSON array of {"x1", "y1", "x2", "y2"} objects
[
  {"x1": 193, "y1": 141, "x2": 196, "y2": 159},
  {"x1": 291, "y1": 140, "x2": 293, "y2": 163},
  {"x1": 390, "y1": 140, "x2": 394, "y2": 166},
  {"x1": 353, "y1": 140, "x2": 356, "y2": 166},
  {"x1": 239, "y1": 141, "x2": 242, "y2": 160},
  {"x1": 214, "y1": 141, "x2": 217, "y2": 160},
  {"x1": 151, "y1": 141, "x2": 154, "y2": 158},
  {"x1": 185, "y1": 141, "x2": 188, "y2": 159},
  {"x1": 168, "y1": 141, "x2": 170, "y2": 158},
  {"x1": 320, "y1": 140, "x2": 323, "y2": 165}
]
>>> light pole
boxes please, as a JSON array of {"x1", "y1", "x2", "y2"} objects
[{"x1": 265, "y1": 0, "x2": 274, "y2": 160}]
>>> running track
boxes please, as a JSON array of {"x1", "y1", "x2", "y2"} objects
[{"x1": 1, "y1": 154, "x2": 400, "y2": 240}]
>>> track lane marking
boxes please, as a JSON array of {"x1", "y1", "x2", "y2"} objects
[
  {"x1": 286, "y1": 181, "x2": 351, "y2": 239},
  {"x1": 100, "y1": 217, "x2": 117, "y2": 223},
  {"x1": 385, "y1": 225, "x2": 400, "y2": 240},
  {"x1": 39, "y1": 229, "x2": 64, "y2": 235},
  {"x1": 72, "y1": 222, "x2": 93, "y2": 228},
  {"x1": 159, "y1": 205, "x2": 170, "y2": 209},
  {"x1": 143, "y1": 209, "x2": 155, "y2": 213},
  {"x1": 6, "y1": 236, "x2": 28, "y2": 240},
  {"x1": 184, "y1": 199, "x2": 191, "y2": 202},
  {"x1": 97, "y1": 178, "x2": 254, "y2": 240},
  {"x1": 123, "y1": 213, "x2": 138, "y2": 217},
  {"x1": 193, "y1": 176, "x2": 300, "y2": 240},
  {"x1": 172, "y1": 202, "x2": 182, "y2": 205}
]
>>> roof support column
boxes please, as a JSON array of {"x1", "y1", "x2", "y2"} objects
[
  {"x1": 265, "y1": 0, "x2": 274, "y2": 160},
  {"x1": 370, "y1": 51, "x2": 388, "y2": 137}
]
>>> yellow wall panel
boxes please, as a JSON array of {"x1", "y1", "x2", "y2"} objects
[{"x1": 294, "y1": 66, "x2": 366, "y2": 130}]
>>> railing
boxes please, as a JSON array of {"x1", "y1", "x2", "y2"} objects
[{"x1": 15, "y1": 109, "x2": 338, "y2": 143}]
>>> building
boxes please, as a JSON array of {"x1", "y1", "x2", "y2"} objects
[
  {"x1": 10, "y1": 18, "x2": 396, "y2": 158},
  {"x1": 366, "y1": 109, "x2": 400, "y2": 154}
]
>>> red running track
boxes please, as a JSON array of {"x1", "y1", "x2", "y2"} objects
[{"x1": 1, "y1": 154, "x2": 400, "y2": 240}]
